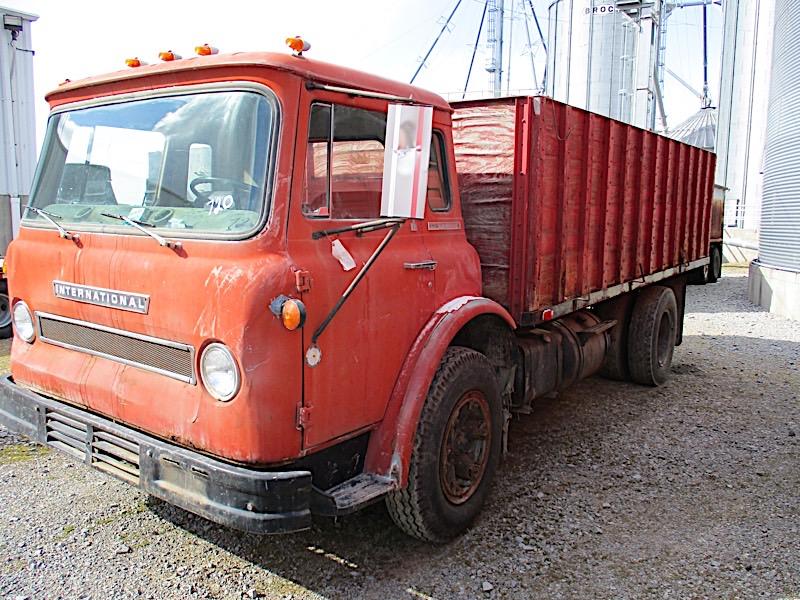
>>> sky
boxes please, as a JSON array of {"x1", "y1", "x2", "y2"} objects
[{"x1": 6, "y1": 0, "x2": 723, "y2": 149}]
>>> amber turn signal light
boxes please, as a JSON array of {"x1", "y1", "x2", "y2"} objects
[
  {"x1": 269, "y1": 295, "x2": 307, "y2": 331},
  {"x1": 281, "y1": 299, "x2": 306, "y2": 331}
]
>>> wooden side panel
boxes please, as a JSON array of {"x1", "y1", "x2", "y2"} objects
[{"x1": 451, "y1": 101, "x2": 517, "y2": 305}]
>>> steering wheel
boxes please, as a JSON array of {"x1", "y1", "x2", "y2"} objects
[{"x1": 189, "y1": 177, "x2": 260, "y2": 208}]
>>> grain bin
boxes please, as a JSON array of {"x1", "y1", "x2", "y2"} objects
[
  {"x1": 714, "y1": 0, "x2": 775, "y2": 235},
  {"x1": 748, "y1": 0, "x2": 800, "y2": 320},
  {"x1": 545, "y1": 0, "x2": 662, "y2": 129}
]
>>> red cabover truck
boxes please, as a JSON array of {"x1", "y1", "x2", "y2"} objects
[{"x1": 0, "y1": 48, "x2": 713, "y2": 543}]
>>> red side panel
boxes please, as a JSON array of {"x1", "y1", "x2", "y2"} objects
[{"x1": 452, "y1": 96, "x2": 716, "y2": 323}]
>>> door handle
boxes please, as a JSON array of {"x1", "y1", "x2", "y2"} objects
[{"x1": 404, "y1": 260, "x2": 437, "y2": 270}]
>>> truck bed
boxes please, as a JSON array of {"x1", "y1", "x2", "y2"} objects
[{"x1": 451, "y1": 96, "x2": 715, "y2": 325}]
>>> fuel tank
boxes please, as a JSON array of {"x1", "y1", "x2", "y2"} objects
[{"x1": 512, "y1": 310, "x2": 611, "y2": 412}]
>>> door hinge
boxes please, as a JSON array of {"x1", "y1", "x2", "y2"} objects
[
  {"x1": 296, "y1": 406, "x2": 312, "y2": 429},
  {"x1": 294, "y1": 269, "x2": 311, "y2": 293}
]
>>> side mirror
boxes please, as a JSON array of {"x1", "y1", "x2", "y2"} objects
[{"x1": 380, "y1": 104, "x2": 433, "y2": 220}]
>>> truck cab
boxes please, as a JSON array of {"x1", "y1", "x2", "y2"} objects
[{"x1": 1, "y1": 51, "x2": 491, "y2": 537}]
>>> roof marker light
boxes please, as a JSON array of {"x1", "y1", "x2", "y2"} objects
[
  {"x1": 195, "y1": 44, "x2": 218, "y2": 56},
  {"x1": 285, "y1": 36, "x2": 310, "y2": 56},
  {"x1": 125, "y1": 57, "x2": 143, "y2": 68},
  {"x1": 158, "y1": 50, "x2": 181, "y2": 62}
]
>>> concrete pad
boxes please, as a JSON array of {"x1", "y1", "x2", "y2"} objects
[{"x1": 749, "y1": 261, "x2": 800, "y2": 321}]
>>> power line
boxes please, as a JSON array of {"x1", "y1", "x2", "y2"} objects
[
  {"x1": 410, "y1": 0, "x2": 465, "y2": 84},
  {"x1": 521, "y1": 2, "x2": 539, "y2": 91},
  {"x1": 526, "y1": 0, "x2": 547, "y2": 89},
  {"x1": 506, "y1": 0, "x2": 515, "y2": 94},
  {"x1": 463, "y1": 0, "x2": 489, "y2": 99}
]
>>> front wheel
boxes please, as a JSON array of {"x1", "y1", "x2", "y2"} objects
[
  {"x1": 386, "y1": 346, "x2": 502, "y2": 543},
  {"x1": 0, "y1": 281, "x2": 11, "y2": 339}
]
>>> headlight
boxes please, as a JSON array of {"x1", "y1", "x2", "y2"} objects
[
  {"x1": 12, "y1": 301, "x2": 35, "y2": 343},
  {"x1": 199, "y1": 343, "x2": 240, "y2": 401}
]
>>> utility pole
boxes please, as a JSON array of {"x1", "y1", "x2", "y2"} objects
[{"x1": 486, "y1": 0, "x2": 505, "y2": 96}]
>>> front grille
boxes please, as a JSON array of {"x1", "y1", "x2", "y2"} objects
[
  {"x1": 45, "y1": 409, "x2": 87, "y2": 461},
  {"x1": 45, "y1": 408, "x2": 141, "y2": 485},
  {"x1": 36, "y1": 313, "x2": 195, "y2": 384}
]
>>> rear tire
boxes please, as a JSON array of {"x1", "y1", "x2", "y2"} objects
[
  {"x1": 707, "y1": 245, "x2": 722, "y2": 283},
  {"x1": 627, "y1": 286, "x2": 677, "y2": 386},
  {"x1": 386, "y1": 346, "x2": 502, "y2": 543},
  {"x1": 0, "y1": 281, "x2": 11, "y2": 339}
]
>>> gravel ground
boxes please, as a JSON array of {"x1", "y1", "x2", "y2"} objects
[{"x1": 1, "y1": 268, "x2": 798, "y2": 600}]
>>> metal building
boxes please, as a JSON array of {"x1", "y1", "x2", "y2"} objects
[
  {"x1": 545, "y1": 0, "x2": 663, "y2": 129},
  {"x1": 714, "y1": 0, "x2": 775, "y2": 251},
  {"x1": 0, "y1": 6, "x2": 37, "y2": 254},
  {"x1": 748, "y1": 0, "x2": 800, "y2": 320}
]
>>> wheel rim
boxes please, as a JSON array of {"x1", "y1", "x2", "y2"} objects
[
  {"x1": 656, "y1": 311, "x2": 673, "y2": 367},
  {"x1": 0, "y1": 293, "x2": 10, "y2": 329},
  {"x1": 440, "y1": 390, "x2": 491, "y2": 505}
]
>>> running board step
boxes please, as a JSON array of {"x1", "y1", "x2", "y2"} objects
[{"x1": 311, "y1": 473, "x2": 396, "y2": 516}]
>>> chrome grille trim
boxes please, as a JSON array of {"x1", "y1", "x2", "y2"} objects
[{"x1": 35, "y1": 312, "x2": 196, "y2": 384}]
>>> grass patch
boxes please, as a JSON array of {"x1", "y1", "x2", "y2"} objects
[
  {"x1": 93, "y1": 499, "x2": 150, "y2": 531},
  {"x1": 0, "y1": 444, "x2": 49, "y2": 465},
  {"x1": 54, "y1": 524, "x2": 76, "y2": 541},
  {"x1": 0, "y1": 338, "x2": 11, "y2": 372},
  {"x1": 0, "y1": 558, "x2": 25, "y2": 574},
  {"x1": 120, "y1": 530, "x2": 151, "y2": 549}
]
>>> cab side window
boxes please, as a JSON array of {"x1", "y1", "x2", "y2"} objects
[
  {"x1": 427, "y1": 132, "x2": 451, "y2": 212},
  {"x1": 302, "y1": 103, "x2": 450, "y2": 218},
  {"x1": 303, "y1": 103, "x2": 387, "y2": 220}
]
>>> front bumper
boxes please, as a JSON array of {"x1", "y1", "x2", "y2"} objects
[{"x1": 0, "y1": 376, "x2": 312, "y2": 534}]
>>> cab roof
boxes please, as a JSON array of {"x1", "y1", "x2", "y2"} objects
[{"x1": 46, "y1": 51, "x2": 451, "y2": 111}]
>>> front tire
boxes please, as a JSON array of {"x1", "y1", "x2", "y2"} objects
[
  {"x1": 627, "y1": 286, "x2": 677, "y2": 386},
  {"x1": 386, "y1": 347, "x2": 502, "y2": 543},
  {"x1": 0, "y1": 281, "x2": 11, "y2": 339}
]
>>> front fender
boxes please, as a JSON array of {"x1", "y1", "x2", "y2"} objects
[{"x1": 364, "y1": 296, "x2": 515, "y2": 486}]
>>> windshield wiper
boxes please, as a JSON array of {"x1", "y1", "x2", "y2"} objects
[
  {"x1": 25, "y1": 206, "x2": 80, "y2": 241},
  {"x1": 311, "y1": 217, "x2": 406, "y2": 240},
  {"x1": 101, "y1": 213, "x2": 182, "y2": 250}
]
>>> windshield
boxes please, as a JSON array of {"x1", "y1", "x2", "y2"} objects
[{"x1": 26, "y1": 89, "x2": 275, "y2": 238}]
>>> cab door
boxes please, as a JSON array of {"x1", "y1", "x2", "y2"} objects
[{"x1": 287, "y1": 93, "x2": 437, "y2": 449}]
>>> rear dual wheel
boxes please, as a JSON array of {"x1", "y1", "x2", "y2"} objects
[
  {"x1": 386, "y1": 347, "x2": 502, "y2": 543},
  {"x1": 627, "y1": 285, "x2": 678, "y2": 386},
  {"x1": 707, "y1": 245, "x2": 722, "y2": 284}
]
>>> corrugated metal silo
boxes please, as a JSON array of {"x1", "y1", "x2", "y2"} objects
[
  {"x1": 748, "y1": 0, "x2": 800, "y2": 320},
  {"x1": 759, "y1": 0, "x2": 800, "y2": 272},
  {"x1": 670, "y1": 106, "x2": 716, "y2": 151},
  {"x1": 714, "y1": 0, "x2": 775, "y2": 234},
  {"x1": 546, "y1": 0, "x2": 661, "y2": 129}
]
